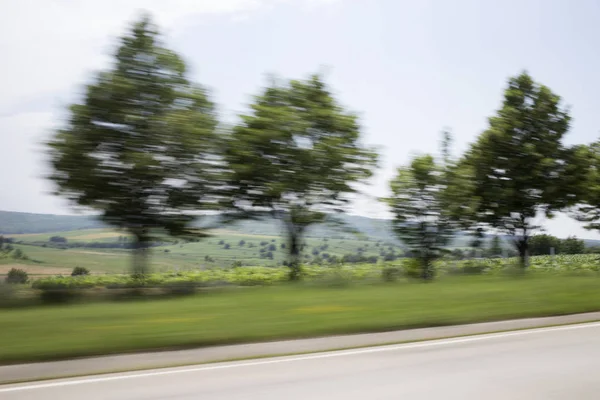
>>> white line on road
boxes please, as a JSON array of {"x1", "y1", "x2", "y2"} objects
[{"x1": 2, "y1": 320, "x2": 600, "y2": 393}]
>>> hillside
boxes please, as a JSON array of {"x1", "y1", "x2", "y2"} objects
[
  {"x1": 0, "y1": 210, "x2": 393, "y2": 240},
  {"x1": 3, "y1": 210, "x2": 598, "y2": 248}
]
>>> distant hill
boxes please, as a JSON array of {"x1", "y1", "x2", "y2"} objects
[
  {"x1": 0, "y1": 210, "x2": 393, "y2": 240},
  {"x1": 0, "y1": 211, "x2": 105, "y2": 234},
  {"x1": 3, "y1": 210, "x2": 599, "y2": 248}
]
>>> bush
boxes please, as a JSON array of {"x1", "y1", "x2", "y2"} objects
[
  {"x1": 224, "y1": 244, "x2": 231, "y2": 249},
  {"x1": 71, "y1": 266, "x2": 91, "y2": 276},
  {"x1": 461, "y1": 261, "x2": 487, "y2": 275},
  {"x1": 11, "y1": 248, "x2": 27, "y2": 260},
  {"x1": 403, "y1": 258, "x2": 425, "y2": 279},
  {"x1": 5, "y1": 268, "x2": 28, "y2": 284},
  {"x1": 382, "y1": 267, "x2": 402, "y2": 282}
]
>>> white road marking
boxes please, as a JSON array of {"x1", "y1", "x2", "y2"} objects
[{"x1": 2, "y1": 320, "x2": 599, "y2": 393}]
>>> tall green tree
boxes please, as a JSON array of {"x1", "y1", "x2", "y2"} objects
[
  {"x1": 384, "y1": 150, "x2": 456, "y2": 280},
  {"x1": 223, "y1": 74, "x2": 378, "y2": 280},
  {"x1": 47, "y1": 16, "x2": 220, "y2": 276},
  {"x1": 460, "y1": 72, "x2": 585, "y2": 267},
  {"x1": 571, "y1": 140, "x2": 600, "y2": 237}
]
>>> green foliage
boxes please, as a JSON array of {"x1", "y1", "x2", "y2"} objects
[
  {"x1": 71, "y1": 266, "x2": 91, "y2": 276},
  {"x1": 46, "y1": 15, "x2": 220, "y2": 276},
  {"x1": 384, "y1": 153, "x2": 454, "y2": 280},
  {"x1": 529, "y1": 234, "x2": 561, "y2": 256},
  {"x1": 381, "y1": 267, "x2": 402, "y2": 282},
  {"x1": 223, "y1": 73, "x2": 378, "y2": 280},
  {"x1": 461, "y1": 72, "x2": 585, "y2": 267},
  {"x1": 488, "y1": 235, "x2": 503, "y2": 257},
  {"x1": 5, "y1": 268, "x2": 29, "y2": 284},
  {"x1": 49, "y1": 236, "x2": 67, "y2": 243},
  {"x1": 560, "y1": 236, "x2": 585, "y2": 255},
  {"x1": 572, "y1": 141, "x2": 600, "y2": 232}
]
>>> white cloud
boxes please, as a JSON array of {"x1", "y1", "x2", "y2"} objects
[{"x1": 0, "y1": 0, "x2": 334, "y2": 110}]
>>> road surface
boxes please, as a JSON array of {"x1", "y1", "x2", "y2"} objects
[{"x1": 2, "y1": 322, "x2": 600, "y2": 399}]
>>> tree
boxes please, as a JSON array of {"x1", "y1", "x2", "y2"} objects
[
  {"x1": 459, "y1": 72, "x2": 585, "y2": 267},
  {"x1": 46, "y1": 16, "x2": 220, "y2": 276},
  {"x1": 560, "y1": 236, "x2": 585, "y2": 255},
  {"x1": 223, "y1": 73, "x2": 378, "y2": 280},
  {"x1": 488, "y1": 235, "x2": 503, "y2": 257},
  {"x1": 529, "y1": 234, "x2": 561, "y2": 256},
  {"x1": 238, "y1": 240, "x2": 246, "y2": 247},
  {"x1": 384, "y1": 154, "x2": 454, "y2": 279},
  {"x1": 571, "y1": 140, "x2": 600, "y2": 238}
]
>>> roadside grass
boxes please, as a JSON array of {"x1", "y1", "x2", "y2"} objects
[{"x1": 1, "y1": 274, "x2": 600, "y2": 364}]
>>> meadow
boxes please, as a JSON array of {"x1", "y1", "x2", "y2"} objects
[{"x1": 3, "y1": 228, "x2": 397, "y2": 274}]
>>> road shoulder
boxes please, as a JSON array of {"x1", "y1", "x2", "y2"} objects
[{"x1": 2, "y1": 311, "x2": 600, "y2": 385}]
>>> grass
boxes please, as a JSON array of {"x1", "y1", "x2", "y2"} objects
[{"x1": 2, "y1": 274, "x2": 600, "y2": 364}]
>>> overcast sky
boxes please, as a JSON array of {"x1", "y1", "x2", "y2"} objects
[{"x1": 1, "y1": 0, "x2": 600, "y2": 238}]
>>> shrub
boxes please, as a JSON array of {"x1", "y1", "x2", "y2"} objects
[
  {"x1": 382, "y1": 267, "x2": 402, "y2": 282},
  {"x1": 11, "y1": 248, "x2": 27, "y2": 260},
  {"x1": 461, "y1": 261, "x2": 487, "y2": 275},
  {"x1": 402, "y1": 258, "x2": 424, "y2": 279},
  {"x1": 5, "y1": 268, "x2": 28, "y2": 284},
  {"x1": 224, "y1": 244, "x2": 231, "y2": 249},
  {"x1": 218, "y1": 240, "x2": 224, "y2": 245},
  {"x1": 71, "y1": 266, "x2": 91, "y2": 276}
]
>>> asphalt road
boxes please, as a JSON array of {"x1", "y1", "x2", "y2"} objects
[{"x1": 2, "y1": 322, "x2": 600, "y2": 399}]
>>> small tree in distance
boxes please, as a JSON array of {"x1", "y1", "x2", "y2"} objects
[{"x1": 384, "y1": 153, "x2": 455, "y2": 280}]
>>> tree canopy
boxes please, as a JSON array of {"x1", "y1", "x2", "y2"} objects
[
  {"x1": 459, "y1": 72, "x2": 586, "y2": 266},
  {"x1": 223, "y1": 74, "x2": 378, "y2": 279},
  {"x1": 47, "y1": 16, "x2": 221, "y2": 275},
  {"x1": 384, "y1": 153, "x2": 454, "y2": 279}
]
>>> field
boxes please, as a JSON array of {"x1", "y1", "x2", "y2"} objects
[
  {"x1": 2, "y1": 274, "x2": 600, "y2": 364},
  {"x1": 4, "y1": 228, "x2": 398, "y2": 274}
]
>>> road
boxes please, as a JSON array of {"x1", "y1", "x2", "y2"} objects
[{"x1": 2, "y1": 322, "x2": 600, "y2": 399}]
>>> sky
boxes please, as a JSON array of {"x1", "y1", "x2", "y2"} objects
[{"x1": 1, "y1": 0, "x2": 600, "y2": 238}]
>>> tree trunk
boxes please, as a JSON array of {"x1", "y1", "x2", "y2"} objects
[
  {"x1": 288, "y1": 229, "x2": 302, "y2": 281},
  {"x1": 420, "y1": 253, "x2": 435, "y2": 281},
  {"x1": 516, "y1": 238, "x2": 529, "y2": 268},
  {"x1": 132, "y1": 230, "x2": 150, "y2": 278}
]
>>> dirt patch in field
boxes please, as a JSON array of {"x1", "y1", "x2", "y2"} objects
[{"x1": 0, "y1": 264, "x2": 72, "y2": 276}]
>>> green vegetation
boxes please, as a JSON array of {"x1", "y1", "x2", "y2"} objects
[
  {"x1": 385, "y1": 152, "x2": 455, "y2": 279},
  {"x1": 2, "y1": 274, "x2": 600, "y2": 364},
  {"x1": 457, "y1": 72, "x2": 588, "y2": 267},
  {"x1": 223, "y1": 73, "x2": 377, "y2": 280},
  {"x1": 47, "y1": 16, "x2": 220, "y2": 276}
]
